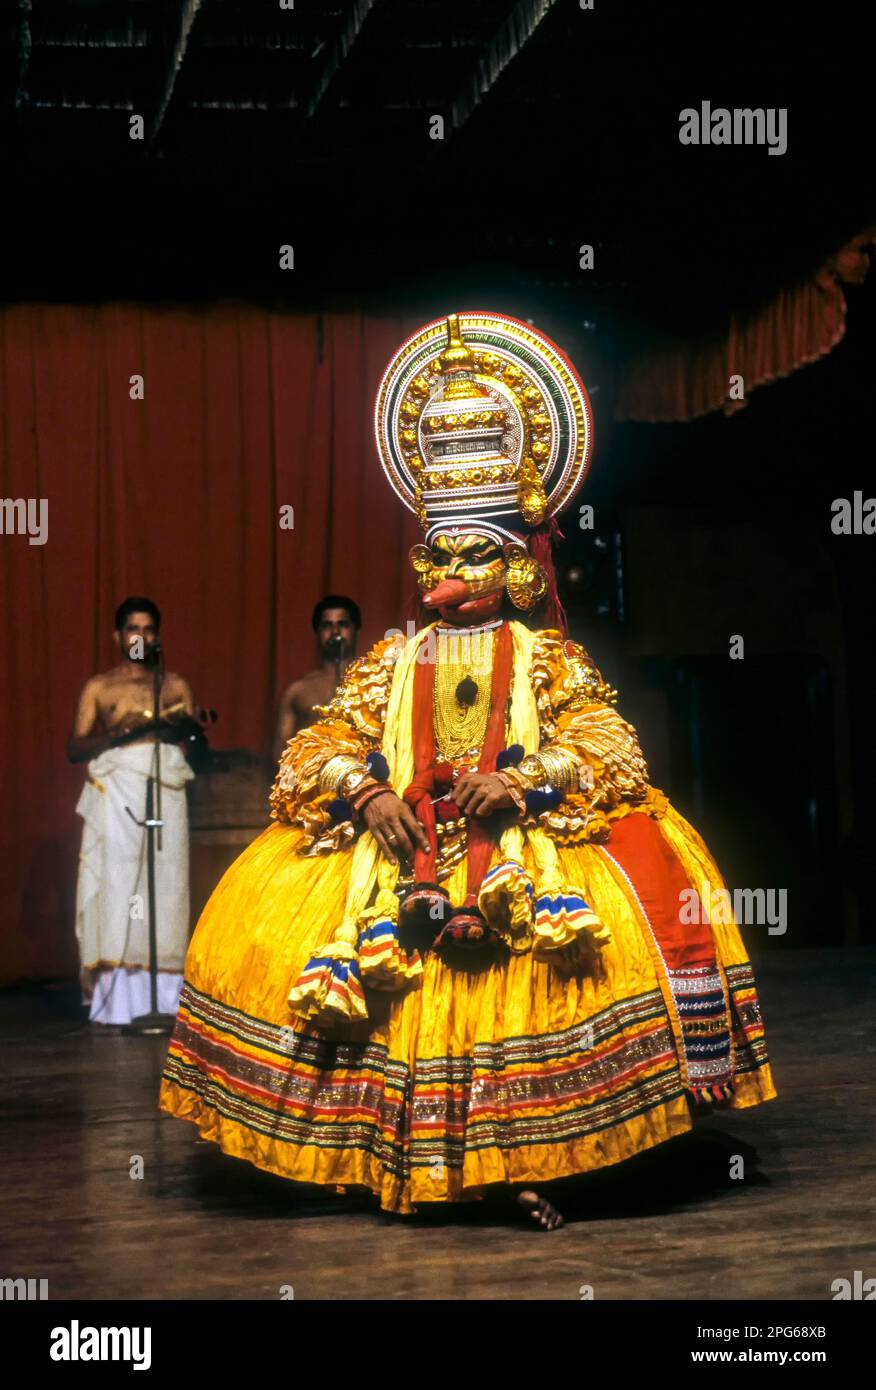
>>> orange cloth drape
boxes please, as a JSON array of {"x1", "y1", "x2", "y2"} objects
[{"x1": 615, "y1": 229, "x2": 876, "y2": 422}]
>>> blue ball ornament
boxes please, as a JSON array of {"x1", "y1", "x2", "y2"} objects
[
  {"x1": 496, "y1": 744, "x2": 525, "y2": 770},
  {"x1": 365, "y1": 751, "x2": 390, "y2": 783}
]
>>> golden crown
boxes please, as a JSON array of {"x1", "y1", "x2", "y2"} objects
[{"x1": 375, "y1": 311, "x2": 593, "y2": 546}]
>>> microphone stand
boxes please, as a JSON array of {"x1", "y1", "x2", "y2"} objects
[
  {"x1": 123, "y1": 645, "x2": 174, "y2": 1036},
  {"x1": 330, "y1": 635, "x2": 343, "y2": 691}
]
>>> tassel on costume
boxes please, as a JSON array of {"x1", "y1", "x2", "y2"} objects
[
  {"x1": 530, "y1": 519, "x2": 567, "y2": 636},
  {"x1": 357, "y1": 887, "x2": 423, "y2": 990},
  {"x1": 288, "y1": 622, "x2": 432, "y2": 1028},
  {"x1": 287, "y1": 919, "x2": 367, "y2": 1026},
  {"x1": 432, "y1": 899, "x2": 496, "y2": 951},
  {"x1": 688, "y1": 1080, "x2": 736, "y2": 1106},
  {"x1": 478, "y1": 826, "x2": 535, "y2": 953},
  {"x1": 527, "y1": 824, "x2": 610, "y2": 958},
  {"x1": 533, "y1": 889, "x2": 605, "y2": 954}
]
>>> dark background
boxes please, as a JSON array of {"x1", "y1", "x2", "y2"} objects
[{"x1": 2, "y1": 0, "x2": 875, "y2": 979}]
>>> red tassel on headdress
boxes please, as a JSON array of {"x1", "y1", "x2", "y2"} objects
[
  {"x1": 404, "y1": 585, "x2": 431, "y2": 631},
  {"x1": 530, "y1": 518, "x2": 567, "y2": 636}
]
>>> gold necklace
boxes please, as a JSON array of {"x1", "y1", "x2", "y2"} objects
[{"x1": 432, "y1": 628, "x2": 494, "y2": 761}]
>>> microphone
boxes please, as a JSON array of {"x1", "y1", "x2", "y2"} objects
[{"x1": 328, "y1": 633, "x2": 343, "y2": 684}]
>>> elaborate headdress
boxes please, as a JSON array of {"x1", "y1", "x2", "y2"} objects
[{"x1": 374, "y1": 310, "x2": 594, "y2": 619}]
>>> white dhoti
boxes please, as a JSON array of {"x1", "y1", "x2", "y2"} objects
[{"x1": 75, "y1": 742, "x2": 195, "y2": 1025}]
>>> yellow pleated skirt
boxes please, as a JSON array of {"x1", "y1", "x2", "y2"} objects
[{"x1": 159, "y1": 805, "x2": 776, "y2": 1214}]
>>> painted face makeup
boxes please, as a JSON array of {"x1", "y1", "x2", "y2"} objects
[{"x1": 413, "y1": 533, "x2": 507, "y2": 626}]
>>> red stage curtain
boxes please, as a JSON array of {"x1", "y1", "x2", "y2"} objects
[
  {"x1": 614, "y1": 229, "x2": 876, "y2": 423},
  {"x1": 0, "y1": 302, "x2": 422, "y2": 985}
]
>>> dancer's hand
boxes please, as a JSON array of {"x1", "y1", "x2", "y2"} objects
[
  {"x1": 363, "y1": 792, "x2": 431, "y2": 863},
  {"x1": 454, "y1": 772, "x2": 515, "y2": 817}
]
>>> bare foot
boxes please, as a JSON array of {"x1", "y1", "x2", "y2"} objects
[{"x1": 517, "y1": 1189, "x2": 564, "y2": 1230}]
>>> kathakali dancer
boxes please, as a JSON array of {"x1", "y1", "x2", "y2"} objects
[{"x1": 159, "y1": 311, "x2": 776, "y2": 1228}]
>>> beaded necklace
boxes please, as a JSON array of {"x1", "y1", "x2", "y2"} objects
[{"x1": 432, "y1": 626, "x2": 495, "y2": 761}]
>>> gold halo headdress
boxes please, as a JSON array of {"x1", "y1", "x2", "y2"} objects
[{"x1": 374, "y1": 311, "x2": 594, "y2": 621}]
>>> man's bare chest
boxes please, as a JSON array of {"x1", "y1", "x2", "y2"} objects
[
  {"x1": 96, "y1": 678, "x2": 175, "y2": 728},
  {"x1": 294, "y1": 674, "x2": 337, "y2": 723}
]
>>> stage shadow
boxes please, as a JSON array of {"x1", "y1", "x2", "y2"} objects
[
  {"x1": 176, "y1": 1145, "x2": 377, "y2": 1220},
  {"x1": 175, "y1": 1122, "x2": 769, "y2": 1227},
  {"x1": 406, "y1": 1126, "x2": 771, "y2": 1228}
]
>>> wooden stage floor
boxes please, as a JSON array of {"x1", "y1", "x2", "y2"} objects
[{"x1": 1, "y1": 948, "x2": 873, "y2": 1301}]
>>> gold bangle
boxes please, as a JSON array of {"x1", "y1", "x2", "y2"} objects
[
  {"x1": 499, "y1": 764, "x2": 535, "y2": 793},
  {"x1": 338, "y1": 766, "x2": 372, "y2": 798},
  {"x1": 517, "y1": 754, "x2": 546, "y2": 789},
  {"x1": 319, "y1": 755, "x2": 365, "y2": 797},
  {"x1": 537, "y1": 746, "x2": 581, "y2": 793},
  {"x1": 517, "y1": 748, "x2": 581, "y2": 793}
]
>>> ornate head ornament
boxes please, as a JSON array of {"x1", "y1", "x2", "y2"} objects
[{"x1": 375, "y1": 311, "x2": 594, "y2": 621}]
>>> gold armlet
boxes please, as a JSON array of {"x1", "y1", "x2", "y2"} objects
[
  {"x1": 519, "y1": 747, "x2": 581, "y2": 794},
  {"x1": 318, "y1": 755, "x2": 368, "y2": 797}
]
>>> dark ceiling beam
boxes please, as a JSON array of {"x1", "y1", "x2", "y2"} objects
[
  {"x1": 449, "y1": 0, "x2": 559, "y2": 132},
  {"x1": 14, "y1": 0, "x2": 32, "y2": 111},
  {"x1": 304, "y1": 0, "x2": 379, "y2": 121},
  {"x1": 27, "y1": 99, "x2": 133, "y2": 111},
  {"x1": 38, "y1": 37, "x2": 151, "y2": 50},
  {"x1": 148, "y1": 0, "x2": 203, "y2": 150},
  {"x1": 187, "y1": 100, "x2": 279, "y2": 112}
]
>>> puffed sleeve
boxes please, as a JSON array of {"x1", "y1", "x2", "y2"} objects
[
  {"x1": 269, "y1": 637, "x2": 400, "y2": 854},
  {"x1": 526, "y1": 630, "x2": 650, "y2": 842}
]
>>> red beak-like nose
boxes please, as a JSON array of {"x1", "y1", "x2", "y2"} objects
[{"x1": 422, "y1": 577, "x2": 470, "y2": 608}]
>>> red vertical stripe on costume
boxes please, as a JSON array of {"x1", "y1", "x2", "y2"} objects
[{"x1": 606, "y1": 813, "x2": 716, "y2": 969}]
